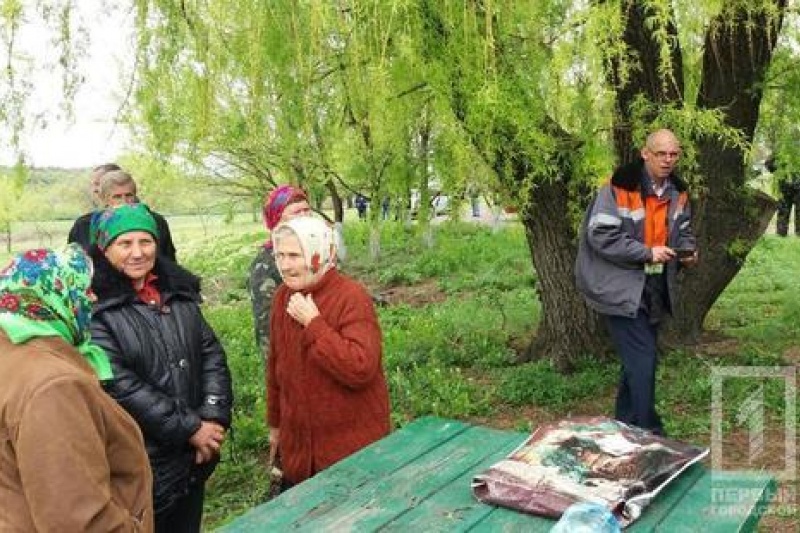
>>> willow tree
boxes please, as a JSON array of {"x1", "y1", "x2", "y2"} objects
[
  {"x1": 130, "y1": 2, "x2": 427, "y2": 235},
  {"x1": 130, "y1": 1, "x2": 492, "y2": 258},
  {"x1": 128, "y1": 1, "x2": 318, "y2": 201},
  {"x1": 404, "y1": 1, "x2": 787, "y2": 368},
  {"x1": 125, "y1": 1, "x2": 792, "y2": 370}
]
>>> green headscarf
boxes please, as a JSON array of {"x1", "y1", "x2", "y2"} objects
[
  {"x1": 0, "y1": 244, "x2": 112, "y2": 380},
  {"x1": 93, "y1": 203, "x2": 159, "y2": 250}
]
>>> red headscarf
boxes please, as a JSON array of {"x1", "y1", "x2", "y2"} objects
[{"x1": 263, "y1": 185, "x2": 309, "y2": 248}]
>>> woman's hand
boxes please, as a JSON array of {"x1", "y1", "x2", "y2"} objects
[
  {"x1": 286, "y1": 293, "x2": 320, "y2": 327},
  {"x1": 268, "y1": 427, "x2": 280, "y2": 449},
  {"x1": 267, "y1": 427, "x2": 280, "y2": 468},
  {"x1": 189, "y1": 421, "x2": 226, "y2": 464}
]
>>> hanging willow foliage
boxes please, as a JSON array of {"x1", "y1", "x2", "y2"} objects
[{"x1": 0, "y1": 0, "x2": 88, "y2": 163}]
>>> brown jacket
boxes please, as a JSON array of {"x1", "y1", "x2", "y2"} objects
[
  {"x1": 0, "y1": 332, "x2": 154, "y2": 532},
  {"x1": 268, "y1": 268, "x2": 391, "y2": 484}
]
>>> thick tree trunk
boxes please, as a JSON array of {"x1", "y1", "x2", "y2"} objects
[
  {"x1": 608, "y1": 1, "x2": 684, "y2": 162},
  {"x1": 519, "y1": 180, "x2": 611, "y2": 372},
  {"x1": 494, "y1": 119, "x2": 613, "y2": 369},
  {"x1": 663, "y1": 3, "x2": 785, "y2": 344},
  {"x1": 430, "y1": 3, "x2": 614, "y2": 370},
  {"x1": 663, "y1": 189, "x2": 776, "y2": 344}
]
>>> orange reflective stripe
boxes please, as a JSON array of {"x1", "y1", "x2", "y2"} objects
[
  {"x1": 612, "y1": 186, "x2": 643, "y2": 211},
  {"x1": 644, "y1": 196, "x2": 669, "y2": 247}
]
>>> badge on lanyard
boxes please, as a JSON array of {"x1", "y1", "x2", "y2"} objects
[{"x1": 644, "y1": 263, "x2": 664, "y2": 275}]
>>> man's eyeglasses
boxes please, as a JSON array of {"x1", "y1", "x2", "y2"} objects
[{"x1": 651, "y1": 150, "x2": 680, "y2": 160}]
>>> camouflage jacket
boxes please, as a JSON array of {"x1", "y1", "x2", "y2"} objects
[{"x1": 247, "y1": 246, "x2": 282, "y2": 357}]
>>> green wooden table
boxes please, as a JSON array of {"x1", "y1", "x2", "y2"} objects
[{"x1": 219, "y1": 416, "x2": 775, "y2": 532}]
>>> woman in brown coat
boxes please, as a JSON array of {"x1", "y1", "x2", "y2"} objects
[
  {"x1": 268, "y1": 216, "x2": 391, "y2": 488},
  {"x1": 0, "y1": 245, "x2": 153, "y2": 532}
]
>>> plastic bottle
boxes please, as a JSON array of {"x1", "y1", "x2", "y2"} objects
[{"x1": 550, "y1": 501, "x2": 622, "y2": 533}]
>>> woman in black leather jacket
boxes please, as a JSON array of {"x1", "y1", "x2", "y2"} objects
[{"x1": 89, "y1": 204, "x2": 232, "y2": 533}]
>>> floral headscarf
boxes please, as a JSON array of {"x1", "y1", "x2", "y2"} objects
[
  {"x1": 273, "y1": 216, "x2": 337, "y2": 286},
  {"x1": 263, "y1": 185, "x2": 309, "y2": 248},
  {"x1": 92, "y1": 203, "x2": 159, "y2": 250},
  {"x1": 0, "y1": 244, "x2": 112, "y2": 380}
]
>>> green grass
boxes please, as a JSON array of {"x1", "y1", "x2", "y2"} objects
[
  {"x1": 496, "y1": 355, "x2": 618, "y2": 408},
  {"x1": 203, "y1": 225, "x2": 799, "y2": 530},
  {"x1": 4, "y1": 215, "x2": 798, "y2": 530}
]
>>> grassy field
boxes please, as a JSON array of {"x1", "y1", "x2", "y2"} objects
[
  {"x1": 0, "y1": 212, "x2": 264, "y2": 265},
  {"x1": 4, "y1": 214, "x2": 797, "y2": 531},
  {"x1": 191, "y1": 220, "x2": 797, "y2": 531},
  {"x1": 203, "y1": 221, "x2": 799, "y2": 531}
]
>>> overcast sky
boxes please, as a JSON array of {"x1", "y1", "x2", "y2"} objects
[{"x1": 0, "y1": 1, "x2": 134, "y2": 169}]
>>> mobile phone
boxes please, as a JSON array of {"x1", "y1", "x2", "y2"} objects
[{"x1": 674, "y1": 248, "x2": 696, "y2": 259}]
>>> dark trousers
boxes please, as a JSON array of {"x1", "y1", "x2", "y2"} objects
[
  {"x1": 606, "y1": 310, "x2": 664, "y2": 435},
  {"x1": 155, "y1": 483, "x2": 205, "y2": 533},
  {"x1": 776, "y1": 181, "x2": 800, "y2": 236}
]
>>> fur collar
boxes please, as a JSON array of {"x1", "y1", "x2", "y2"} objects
[
  {"x1": 89, "y1": 247, "x2": 201, "y2": 311},
  {"x1": 610, "y1": 158, "x2": 687, "y2": 193}
]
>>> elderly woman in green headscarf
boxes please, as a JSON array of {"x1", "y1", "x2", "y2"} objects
[
  {"x1": 89, "y1": 203, "x2": 232, "y2": 533},
  {"x1": 0, "y1": 244, "x2": 153, "y2": 532}
]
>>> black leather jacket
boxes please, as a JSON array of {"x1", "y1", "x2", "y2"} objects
[{"x1": 89, "y1": 249, "x2": 232, "y2": 513}]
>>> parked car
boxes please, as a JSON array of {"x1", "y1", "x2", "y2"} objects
[{"x1": 431, "y1": 192, "x2": 450, "y2": 215}]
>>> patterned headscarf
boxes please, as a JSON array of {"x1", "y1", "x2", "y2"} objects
[
  {"x1": 93, "y1": 203, "x2": 159, "y2": 250},
  {"x1": 263, "y1": 185, "x2": 309, "y2": 240},
  {"x1": 0, "y1": 244, "x2": 112, "y2": 380},
  {"x1": 273, "y1": 216, "x2": 337, "y2": 286}
]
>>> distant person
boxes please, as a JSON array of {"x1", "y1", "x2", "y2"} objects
[
  {"x1": 468, "y1": 185, "x2": 481, "y2": 217},
  {"x1": 67, "y1": 167, "x2": 178, "y2": 261},
  {"x1": 90, "y1": 162, "x2": 122, "y2": 206},
  {"x1": 67, "y1": 163, "x2": 121, "y2": 246},
  {"x1": 247, "y1": 185, "x2": 313, "y2": 357},
  {"x1": 268, "y1": 216, "x2": 390, "y2": 488},
  {"x1": 381, "y1": 196, "x2": 391, "y2": 220},
  {"x1": 355, "y1": 194, "x2": 368, "y2": 220},
  {"x1": 766, "y1": 156, "x2": 800, "y2": 237},
  {"x1": 0, "y1": 244, "x2": 153, "y2": 532},
  {"x1": 89, "y1": 204, "x2": 232, "y2": 532},
  {"x1": 575, "y1": 129, "x2": 697, "y2": 435}
]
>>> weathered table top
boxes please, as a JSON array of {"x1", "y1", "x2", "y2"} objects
[{"x1": 219, "y1": 416, "x2": 775, "y2": 532}]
